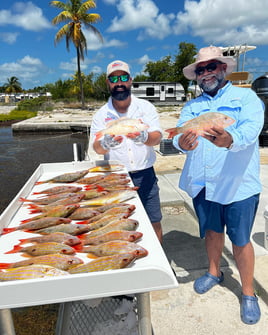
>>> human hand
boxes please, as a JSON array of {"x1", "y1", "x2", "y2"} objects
[
  {"x1": 202, "y1": 125, "x2": 233, "y2": 148},
  {"x1": 100, "y1": 134, "x2": 123, "y2": 150},
  {"x1": 126, "y1": 130, "x2": 148, "y2": 143},
  {"x1": 178, "y1": 130, "x2": 199, "y2": 151}
]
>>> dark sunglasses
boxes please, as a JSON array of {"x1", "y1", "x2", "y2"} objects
[
  {"x1": 108, "y1": 74, "x2": 130, "y2": 83},
  {"x1": 195, "y1": 61, "x2": 223, "y2": 76}
]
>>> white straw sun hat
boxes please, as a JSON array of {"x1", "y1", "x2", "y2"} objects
[{"x1": 183, "y1": 46, "x2": 236, "y2": 80}]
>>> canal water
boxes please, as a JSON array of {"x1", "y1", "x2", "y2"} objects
[{"x1": 0, "y1": 127, "x2": 89, "y2": 214}]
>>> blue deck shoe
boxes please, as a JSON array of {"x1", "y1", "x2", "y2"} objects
[
  {"x1": 241, "y1": 294, "x2": 261, "y2": 325},
  {"x1": 194, "y1": 271, "x2": 224, "y2": 294}
]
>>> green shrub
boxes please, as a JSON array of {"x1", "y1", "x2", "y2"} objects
[{"x1": 0, "y1": 110, "x2": 37, "y2": 121}]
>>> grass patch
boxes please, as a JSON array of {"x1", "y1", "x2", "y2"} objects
[{"x1": 0, "y1": 110, "x2": 37, "y2": 122}]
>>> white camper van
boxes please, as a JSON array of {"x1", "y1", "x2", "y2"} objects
[{"x1": 132, "y1": 82, "x2": 185, "y2": 105}]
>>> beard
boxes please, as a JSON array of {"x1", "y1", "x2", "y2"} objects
[
  {"x1": 198, "y1": 71, "x2": 225, "y2": 94},
  {"x1": 111, "y1": 85, "x2": 131, "y2": 101}
]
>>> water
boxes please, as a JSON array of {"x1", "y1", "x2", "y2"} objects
[{"x1": 0, "y1": 127, "x2": 89, "y2": 214}]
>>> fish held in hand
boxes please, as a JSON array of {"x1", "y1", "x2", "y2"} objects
[
  {"x1": 0, "y1": 254, "x2": 83, "y2": 271},
  {"x1": 0, "y1": 265, "x2": 68, "y2": 281},
  {"x1": 165, "y1": 112, "x2": 235, "y2": 138},
  {"x1": 79, "y1": 230, "x2": 143, "y2": 245},
  {"x1": 69, "y1": 253, "x2": 136, "y2": 274},
  {"x1": 95, "y1": 117, "x2": 149, "y2": 141}
]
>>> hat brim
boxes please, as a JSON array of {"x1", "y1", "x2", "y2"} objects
[{"x1": 183, "y1": 56, "x2": 237, "y2": 80}]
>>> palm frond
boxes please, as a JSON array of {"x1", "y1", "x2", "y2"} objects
[{"x1": 51, "y1": 11, "x2": 73, "y2": 25}]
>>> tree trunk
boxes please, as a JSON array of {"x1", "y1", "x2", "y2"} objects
[{"x1": 76, "y1": 47, "x2": 85, "y2": 109}]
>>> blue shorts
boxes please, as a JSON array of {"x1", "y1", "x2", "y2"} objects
[
  {"x1": 129, "y1": 167, "x2": 162, "y2": 224},
  {"x1": 192, "y1": 188, "x2": 259, "y2": 246}
]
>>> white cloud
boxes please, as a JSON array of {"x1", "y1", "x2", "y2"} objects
[
  {"x1": 0, "y1": 32, "x2": 19, "y2": 44},
  {"x1": 0, "y1": 55, "x2": 44, "y2": 86},
  {"x1": 173, "y1": 0, "x2": 268, "y2": 45},
  {"x1": 0, "y1": 2, "x2": 51, "y2": 31},
  {"x1": 84, "y1": 30, "x2": 127, "y2": 50},
  {"x1": 137, "y1": 54, "x2": 151, "y2": 65},
  {"x1": 107, "y1": 0, "x2": 174, "y2": 40}
]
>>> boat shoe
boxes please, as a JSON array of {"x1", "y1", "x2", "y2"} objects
[
  {"x1": 241, "y1": 294, "x2": 261, "y2": 325},
  {"x1": 194, "y1": 271, "x2": 224, "y2": 294}
]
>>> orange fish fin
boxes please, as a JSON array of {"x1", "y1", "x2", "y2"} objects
[
  {"x1": 19, "y1": 197, "x2": 31, "y2": 202},
  {"x1": 72, "y1": 244, "x2": 83, "y2": 252},
  {"x1": 0, "y1": 263, "x2": 11, "y2": 269},
  {"x1": 87, "y1": 253, "x2": 98, "y2": 259},
  {"x1": 1, "y1": 227, "x2": 16, "y2": 234},
  {"x1": 77, "y1": 220, "x2": 90, "y2": 225},
  {"x1": 5, "y1": 245, "x2": 22, "y2": 254},
  {"x1": 165, "y1": 128, "x2": 179, "y2": 139}
]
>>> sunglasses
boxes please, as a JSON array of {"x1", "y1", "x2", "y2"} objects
[
  {"x1": 108, "y1": 74, "x2": 130, "y2": 83},
  {"x1": 195, "y1": 61, "x2": 223, "y2": 76}
]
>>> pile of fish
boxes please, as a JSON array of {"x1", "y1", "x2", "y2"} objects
[{"x1": 0, "y1": 163, "x2": 148, "y2": 281}]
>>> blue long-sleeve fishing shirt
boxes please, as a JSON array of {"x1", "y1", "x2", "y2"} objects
[{"x1": 172, "y1": 81, "x2": 264, "y2": 204}]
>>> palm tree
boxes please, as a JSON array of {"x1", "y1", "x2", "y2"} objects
[
  {"x1": 4, "y1": 76, "x2": 22, "y2": 93},
  {"x1": 50, "y1": 0, "x2": 103, "y2": 108}
]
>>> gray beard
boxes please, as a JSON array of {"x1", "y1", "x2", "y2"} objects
[{"x1": 198, "y1": 72, "x2": 225, "y2": 94}]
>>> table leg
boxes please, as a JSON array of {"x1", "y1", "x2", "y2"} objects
[
  {"x1": 136, "y1": 293, "x2": 152, "y2": 335},
  {"x1": 0, "y1": 309, "x2": 16, "y2": 335}
]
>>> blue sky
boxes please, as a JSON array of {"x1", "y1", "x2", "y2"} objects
[{"x1": 1, "y1": 0, "x2": 268, "y2": 89}]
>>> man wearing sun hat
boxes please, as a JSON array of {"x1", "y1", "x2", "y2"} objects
[
  {"x1": 172, "y1": 46, "x2": 264, "y2": 324},
  {"x1": 89, "y1": 60, "x2": 163, "y2": 242}
]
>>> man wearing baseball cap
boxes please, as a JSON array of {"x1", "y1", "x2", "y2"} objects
[
  {"x1": 89, "y1": 60, "x2": 163, "y2": 242},
  {"x1": 172, "y1": 46, "x2": 264, "y2": 324}
]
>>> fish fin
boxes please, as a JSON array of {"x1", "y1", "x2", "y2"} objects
[
  {"x1": 1, "y1": 227, "x2": 16, "y2": 235},
  {"x1": 165, "y1": 127, "x2": 180, "y2": 139},
  {"x1": 77, "y1": 220, "x2": 90, "y2": 225},
  {"x1": 20, "y1": 218, "x2": 31, "y2": 223},
  {"x1": 0, "y1": 263, "x2": 11, "y2": 269},
  {"x1": 5, "y1": 245, "x2": 22, "y2": 254},
  {"x1": 86, "y1": 253, "x2": 98, "y2": 259},
  {"x1": 18, "y1": 238, "x2": 28, "y2": 245},
  {"x1": 72, "y1": 244, "x2": 83, "y2": 252}
]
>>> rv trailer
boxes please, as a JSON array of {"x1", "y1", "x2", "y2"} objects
[{"x1": 132, "y1": 82, "x2": 185, "y2": 105}]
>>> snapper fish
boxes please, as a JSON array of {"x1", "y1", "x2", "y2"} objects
[
  {"x1": 32, "y1": 185, "x2": 83, "y2": 195},
  {"x1": 79, "y1": 230, "x2": 143, "y2": 245},
  {"x1": 35, "y1": 169, "x2": 89, "y2": 185},
  {"x1": 94, "y1": 117, "x2": 149, "y2": 141},
  {"x1": 0, "y1": 265, "x2": 68, "y2": 281},
  {"x1": 17, "y1": 232, "x2": 81, "y2": 246},
  {"x1": 79, "y1": 190, "x2": 136, "y2": 207},
  {"x1": 5, "y1": 241, "x2": 76, "y2": 256},
  {"x1": 1, "y1": 217, "x2": 71, "y2": 235},
  {"x1": 69, "y1": 253, "x2": 136, "y2": 274},
  {"x1": 165, "y1": 112, "x2": 235, "y2": 138},
  {"x1": 88, "y1": 164, "x2": 124, "y2": 173},
  {"x1": 74, "y1": 240, "x2": 148, "y2": 259},
  {"x1": 0, "y1": 254, "x2": 83, "y2": 271}
]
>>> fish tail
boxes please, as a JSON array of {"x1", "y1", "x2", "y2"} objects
[
  {"x1": 19, "y1": 197, "x2": 31, "y2": 202},
  {"x1": 95, "y1": 131, "x2": 103, "y2": 141},
  {"x1": 18, "y1": 238, "x2": 28, "y2": 245},
  {"x1": 165, "y1": 127, "x2": 181, "y2": 139},
  {"x1": 35, "y1": 180, "x2": 46, "y2": 185},
  {"x1": 5, "y1": 245, "x2": 22, "y2": 254},
  {"x1": 0, "y1": 263, "x2": 11, "y2": 269},
  {"x1": 1, "y1": 227, "x2": 16, "y2": 234}
]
